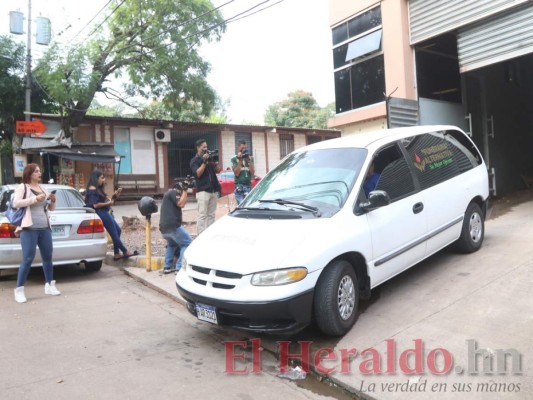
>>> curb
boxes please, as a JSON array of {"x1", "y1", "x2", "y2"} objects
[
  {"x1": 105, "y1": 252, "x2": 165, "y2": 270},
  {"x1": 122, "y1": 268, "x2": 186, "y2": 305}
]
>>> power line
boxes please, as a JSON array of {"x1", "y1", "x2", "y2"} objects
[
  {"x1": 70, "y1": 0, "x2": 115, "y2": 42},
  {"x1": 85, "y1": 0, "x2": 128, "y2": 38},
  {"x1": 115, "y1": 0, "x2": 281, "y2": 56}
]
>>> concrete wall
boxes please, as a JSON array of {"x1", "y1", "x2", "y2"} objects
[
  {"x1": 341, "y1": 118, "x2": 387, "y2": 136},
  {"x1": 220, "y1": 130, "x2": 235, "y2": 170},
  {"x1": 251, "y1": 131, "x2": 267, "y2": 177}
]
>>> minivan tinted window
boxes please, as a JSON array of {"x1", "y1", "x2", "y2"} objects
[{"x1": 402, "y1": 130, "x2": 478, "y2": 190}]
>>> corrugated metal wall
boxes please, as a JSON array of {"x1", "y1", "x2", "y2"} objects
[
  {"x1": 457, "y1": 4, "x2": 533, "y2": 72},
  {"x1": 409, "y1": 0, "x2": 529, "y2": 44}
]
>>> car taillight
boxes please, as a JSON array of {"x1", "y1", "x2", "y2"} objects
[
  {"x1": 0, "y1": 223, "x2": 17, "y2": 238},
  {"x1": 77, "y1": 218, "x2": 105, "y2": 234}
]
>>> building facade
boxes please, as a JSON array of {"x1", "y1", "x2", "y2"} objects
[
  {"x1": 18, "y1": 116, "x2": 340, "y2": 198},
  {"x1": 328, "y1": 0, "x2": 533, "y2": 195}
]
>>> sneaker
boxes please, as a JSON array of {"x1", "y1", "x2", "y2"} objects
[{"x1": 160, "y1": 268, "x2": 175, "y2": 275}]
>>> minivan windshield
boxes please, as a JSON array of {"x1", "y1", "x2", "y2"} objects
[{"x1": 239, "y1": 148, "x2": 367, "y2": 215}]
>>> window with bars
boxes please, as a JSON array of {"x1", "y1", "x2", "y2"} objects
[{"x1": 279, "y1": 134, "x2": 294, "y2": 159}]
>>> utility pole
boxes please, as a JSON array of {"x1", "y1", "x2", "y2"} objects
[{"x1": 25, "y1": 0, "x2": 32, "y2": 122}]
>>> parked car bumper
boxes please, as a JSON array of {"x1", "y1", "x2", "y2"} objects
[
  {"x1": 176, "y1": 283, "x2": 314, "y2": 334},
  {"x1": 0, "y1": 238, "x2": 108, "y2": 269}
]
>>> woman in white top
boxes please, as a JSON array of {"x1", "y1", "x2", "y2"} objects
[{"x1": 12, "y1": 163, "x2": 60, "y2": 303}]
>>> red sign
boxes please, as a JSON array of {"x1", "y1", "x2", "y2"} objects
[{"x1": 16, "y1": 119, "x2": 47, "y2": 136}]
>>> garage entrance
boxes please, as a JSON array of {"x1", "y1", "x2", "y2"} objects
[{"x1": 411, "y1": 2, "x2": 533, "y2": 196}]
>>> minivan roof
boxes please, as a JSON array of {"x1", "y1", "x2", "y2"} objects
[{"x1": 301, "y1": 125, "x2": 463, "y2": 151}]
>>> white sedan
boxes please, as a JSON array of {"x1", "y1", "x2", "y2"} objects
[{"x1": 0, "y1": 184, "x2": 108, "y2": 272}]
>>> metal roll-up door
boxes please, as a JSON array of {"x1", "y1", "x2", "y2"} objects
[
  {"x1": 457, "y1": 4, "x2": 533, "y2": 73},
  {"x1": 409, "y1": 0, "x2": 528, "y2": 45}
]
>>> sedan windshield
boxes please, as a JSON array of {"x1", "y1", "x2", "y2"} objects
[{"x1": 240, "y1": 148, "x2": 367, "y2": 214}]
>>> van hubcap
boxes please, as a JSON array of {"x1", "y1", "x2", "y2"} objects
[
  {"x1": 338, "y1": 276, "x2": 355, "y2": 320},
  {"x1": 469, "y1": 212, "x2": 482, "y2": 243}
]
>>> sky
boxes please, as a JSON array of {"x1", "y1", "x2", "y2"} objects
[{"x1": 0, "y1": 0, "x2": 335, "y2": 124}]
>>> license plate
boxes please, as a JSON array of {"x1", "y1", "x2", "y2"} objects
[
  {"x1": 51, "y1": 225, "x2": 66, "y2": 237},
  {"x1": 195, "y1": 303, "x2": 218, "y2": 324}
]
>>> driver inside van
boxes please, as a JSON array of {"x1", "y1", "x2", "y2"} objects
[{"x1": 363, "y1": 162, "x2": 380, "y2": 197}]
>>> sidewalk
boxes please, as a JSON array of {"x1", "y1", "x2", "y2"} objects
[
  {"x1": 109, "y1": 198, "x2": 533, "y2": 400},
  {"x1": 108, "y1": 194, "x2": 239, "y2": 303}
]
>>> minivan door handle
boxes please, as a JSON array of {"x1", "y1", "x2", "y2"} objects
[{"x1": 413, "y1": 202, "x2": 424, "y2": 214}]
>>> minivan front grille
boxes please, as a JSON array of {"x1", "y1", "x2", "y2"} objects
[{"x1": 189, "y1": 264, "x2": 243, "y2": 290}]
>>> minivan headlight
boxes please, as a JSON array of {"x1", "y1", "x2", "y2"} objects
[
  {"x1": 251, "y1": 267, "x2": 308, "y2": 286},
  {"x1": 181, "y1": 257, "x2": 188, "y2": 272}
]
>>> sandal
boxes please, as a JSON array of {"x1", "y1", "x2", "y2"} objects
[{"x1": 122, "y1": 250, "x2": 139, "y2": 259}]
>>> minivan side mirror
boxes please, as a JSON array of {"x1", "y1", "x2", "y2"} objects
[{"x1": 360, "y1": 190, "x2": 391, "y2": 212}]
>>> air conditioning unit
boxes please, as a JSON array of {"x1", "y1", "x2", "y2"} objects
[{"x1": 154, "y1": 128, "x2": 171, "y2": 143}]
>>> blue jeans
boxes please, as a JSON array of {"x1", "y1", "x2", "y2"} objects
[
  {"x1": 162, "y1": 226, "x2": 192, "y2": 271},
  {"x1": 17, "y1": 228, "x2": 54, "y2": 287},
  {"x1": 234, "y1": 185, "x2": 251, "y2": 205},
  {"x1": 97, "y1": 209, "x2": 128, "y2": 255}
]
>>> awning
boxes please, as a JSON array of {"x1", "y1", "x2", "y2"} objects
[{"x1": 41, "y1": 146, "x2": 123, "y2": 163}]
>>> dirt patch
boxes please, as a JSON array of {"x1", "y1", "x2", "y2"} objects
[{"x1": 109, "y1": 194, "x2": 237, "y2": 257}]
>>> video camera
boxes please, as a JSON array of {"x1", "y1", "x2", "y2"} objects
[
  {"x1": 173, "y1": 175, "x2": 195, "y2": 192},
  {"x1": 239, "y1": 149, "x2": 250, "y2": 159},
  {"x1": 203, "y1": 149, "x2": 219, "y2": 162}
]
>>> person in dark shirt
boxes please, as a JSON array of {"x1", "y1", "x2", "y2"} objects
[
  {"x1": 190, "y1": 138, "x2": 221, "y2": 235},
  {"x1": 159, "y1": 184, "x2": 193, "y2": 274},
  {"x1": 85, "y1": 170, "x2": 137, "y2": 261},
  {"x1": 363, "y1": 162, "x2": 381, "y2": 197}
]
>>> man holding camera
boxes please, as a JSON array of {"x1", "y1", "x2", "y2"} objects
[
  {"x1": 190, "y1": 138, "x2": 221, "y2": 235},
  {"x1": 231, "y1": 140, "x2": 255, "y2": 205},
  {"x1": 159, "y1": 180, "x2": 193, "y2": 274}
]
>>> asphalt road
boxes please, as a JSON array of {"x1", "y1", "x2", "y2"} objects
[{"x1": 0, "y1": 264, "x2": 343, "y2": 400}]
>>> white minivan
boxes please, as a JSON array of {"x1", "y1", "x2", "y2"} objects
[{"x1": 176, "y1": 125, "x2": 489, "y2": 336}]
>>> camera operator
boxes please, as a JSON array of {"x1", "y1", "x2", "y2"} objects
[
  {"x1": 190, "y1": 138, "x2": 221, "y2": 235},
  {"x1": 231, "y1": 140, "x2": 255, "y2": 205},
  {"x1": 158, "y1": 180, "x2": 193, "y2": 274}
]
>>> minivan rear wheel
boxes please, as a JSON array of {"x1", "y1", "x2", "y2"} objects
[
  {"x1": 455, "y1": 202, "x2": 484, "y2": 253},
  {"x1": 314, "y1": 260, "x2": 359, "y2": 336}
]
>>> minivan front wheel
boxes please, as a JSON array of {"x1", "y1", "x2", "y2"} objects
[
  {"x1": 314, "y1": 260, "x2": 359, "y2": 336},
  {"x1": 455, "y1": 202, "x2": 484, "y2": 253}
]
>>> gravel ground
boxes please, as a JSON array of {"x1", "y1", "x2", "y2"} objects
[{"x1": 109, "y1": 195, "x2": 237, "y2": 257}]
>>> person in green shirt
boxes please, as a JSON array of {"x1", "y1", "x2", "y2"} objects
[{"x1": 230, "y1": 140, "x2": 255, "y2": 205}]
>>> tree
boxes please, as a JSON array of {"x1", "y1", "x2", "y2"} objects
[
  {"x1": 33, "y1": 0, "x2": 226, "y2": 138},
  {"x1": 0, "y1": 35, "x2": 53, "y2": 154},
  {"x1": 87, "y1": 99, "x2": 126, "y2": 117},
  {"x1": 264, "y1": 90, "x2": 334, "y2": 129}
]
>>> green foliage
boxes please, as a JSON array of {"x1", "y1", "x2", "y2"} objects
[
  {"x1": 33, "y1": 0, "x2": 226, "y2": 136},
  {"x1": 0, "y1": 35, "x2": 53, "y2": 148},
  {"x1": 0, "y1": 36, "x2": 26, "y2": 143},
  {"x1": 264, "y1": 91, "x2": 334, "y2": 129},
  {"x1": 87, "y1": 100, "x2": 126, "y2": 117}
]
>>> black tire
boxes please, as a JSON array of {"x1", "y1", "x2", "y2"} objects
[
  {"x1": 455, "y1": 202, "x2": 484, "y2": 253},
  {"x1": 85, "y1": 260, "x2": 103, "y2": 272},
  {"x1": 313, "y1": 260, "x2": 359, "y2": 336}
]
